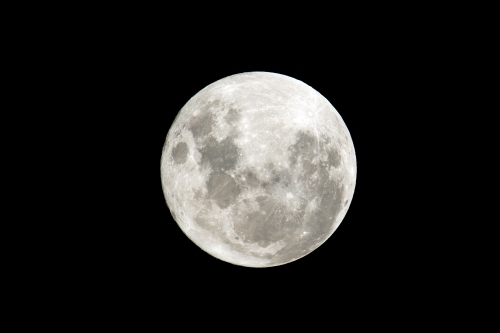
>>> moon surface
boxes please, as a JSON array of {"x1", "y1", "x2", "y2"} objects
[{"x1": 161, "y1": 72, "x2": 356, "y2": 267}]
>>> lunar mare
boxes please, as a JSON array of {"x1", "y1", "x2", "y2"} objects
[{"x1": 160, "y1": 72, "x2": 356, "y2": 267}]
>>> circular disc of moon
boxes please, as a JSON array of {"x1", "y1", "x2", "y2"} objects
[{"x1": 161, "y1": 72, "x2": 356, "y2": 267}]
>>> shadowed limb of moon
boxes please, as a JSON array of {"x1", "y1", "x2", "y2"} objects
[{"x1": 161, "y1": 72, "x2": 356, "y2": 267}]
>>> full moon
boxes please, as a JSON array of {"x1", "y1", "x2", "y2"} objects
[{"x1": 161, "y1": 72, "x2": 356, "y2": 267}]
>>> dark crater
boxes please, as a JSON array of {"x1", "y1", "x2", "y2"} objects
[
  {"x1": 200, "y1": 135, "x2": 240, "y2": 172},
  {"x1": 232, "y1": 195, "x2": 301, "y2": 248},
  {"x1": 171, "y1": 142, "x2": 189, "y2": 164},
  {"x1": 224, "y1": 107, "x2": 241, "y2": 126},
  {"x1": 308, "y1": 183, "x2": 345, "y2": 241},
  {"x1": 288, "y1": 131, "x2": 318, "y2": 168},
  {"x1": 194, "y1": 216, "x2": 214, "y2": 231},
  {"x1": 327, "y1": 148, "x2": 342, "y2": 168},
  {"x1": 269, "y1": 184, "x2": 345, "y2": 266},
  {"x1": 206, "y1": 172, "x2": 240, "y2": 209},
  {"x1": 238, "y1": 169, "x2": 261, "y2": 188},
  {"x1": 189, "y1": 102, "x2": 217, "y2": 139}
]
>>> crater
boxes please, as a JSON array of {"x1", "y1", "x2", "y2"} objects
[
  {"x1": 206, "y1": 172, "x2": 240, "y2": 209},
  {"x1": 171, "y1": 142, "x2": 189, "y2": 164},
  {"x1": 200, "y1": 135, "x2": 240, "y2": 172}
]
